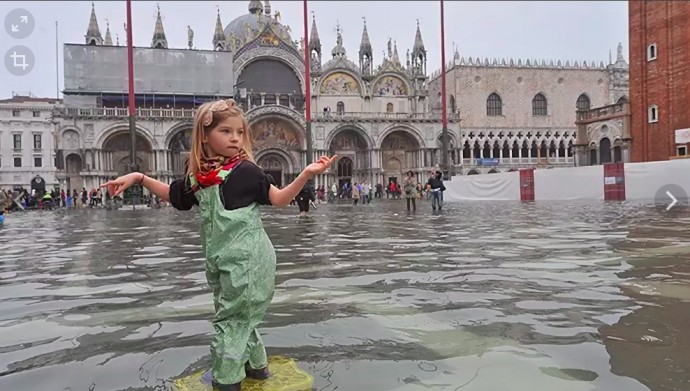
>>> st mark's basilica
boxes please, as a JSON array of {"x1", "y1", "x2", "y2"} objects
[{"x1": 52, "y1": 1, "x2": 629, "y2": 191}]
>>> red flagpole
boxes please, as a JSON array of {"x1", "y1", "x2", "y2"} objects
[
  {"x1": 303, "y1": 0, "x2": 313, "y2": 165},
  {"x1": 440, "y1": 0, "x2": 449, "y2": 175},
  {"x1": 440, "y1": 0, "x2": 447, "y2": 131},
  {"x1": 126, "y1": 0, "x2": 137, "y2": 173}
]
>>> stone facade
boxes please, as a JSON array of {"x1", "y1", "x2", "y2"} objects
[
  {"x1": 629, "y1": 0, "x2": 690, "y2": 162},
  {"x1": 0, "y1": 95, "x2": 59, "y2": 190},
  {"x1": 574, "y1": 102, "x2": 632, "y2": 166},
  {"x1": 427, "y1": 45, "x2": 630, "y2": 173},
  {"x1": 52, "y1": 1, "x2": 630, "y2": 192}
]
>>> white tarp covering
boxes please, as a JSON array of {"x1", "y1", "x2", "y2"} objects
[
  {"x1": 444, "y1": 171, "x2": 520, "y2": 201},
  {"x1": 625, "y1": 159, "x2": 690, "y2": 200},
  {"x1": 442, "y1": 159, "x2": 690, "y2": 202},
  {"x1": 535, "y1": 165, "x2": 604, "y2": 200},
  {"x1": 64, "y1": 45, "x2": 235, "y2": 95}
]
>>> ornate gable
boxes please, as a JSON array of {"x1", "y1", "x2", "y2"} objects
[{"x1": 235, "y1": 24, "x2": 301, "y2": 60}]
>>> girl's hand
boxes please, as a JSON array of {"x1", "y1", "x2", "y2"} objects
[
  {"x1": 101, "y1": 172, "x2": 142, "y2": 197},
  {"x1": 304, "y1": 155, "x2": 337, "y2": 176}
]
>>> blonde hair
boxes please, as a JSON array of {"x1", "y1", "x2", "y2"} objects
[{"x1": 187, "y1": 99, "x2": 254, "y2": 178}]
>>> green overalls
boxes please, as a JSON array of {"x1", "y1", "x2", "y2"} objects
[{"x1": 190, "y1": 168, "x2": 277, "y2": 385}]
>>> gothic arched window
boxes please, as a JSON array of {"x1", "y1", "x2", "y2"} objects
[
  {"x1": 532, "y1": 93, "x2": 547, "y2": 116},
  {"x1": 386, "y1": 103, "x2": 394, "y2": 113},
  {"x1": 576, "y1": 94, "x2": 591, "y2": 111},
  {"x1": 337, "y1": 157, "x2": 353, "y2": 178},
  {"x1": 336, "y1": 101, "x2": 345, "y2": 114},
  {"x1": 487, "y1": 93, "x2": 502, "y2": 116}
]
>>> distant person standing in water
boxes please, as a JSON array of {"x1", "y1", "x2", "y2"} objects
[
  {"x1": 404, "y1": 171, "x2": 417, "y2": 212},
  {"x1": 426, "y1": 170, "x2": 445, "y2": 211},
  {"x1": 296, "y1": 180, "x2": 316, "y2": 217}
]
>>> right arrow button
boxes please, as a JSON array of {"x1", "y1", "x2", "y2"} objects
[
  {"x1": 666, "y1": 191, "x2": 678, "y2": 211},
  {"x1": 654, "y1": 184, "x2": 688, "y2": 214}
]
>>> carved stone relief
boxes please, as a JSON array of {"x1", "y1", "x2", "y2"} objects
[
  {"x1": 371, "y1": 123, "x2": 379, "y2": 138},
  {"x1": 426, "y1": 126, "x2": 434, "y2": 140},
  {"x1": 315, "y1": 126, "x2": 325, "y2": 140},
  {"x1": 84, "y1": 123, "x2": 95, "y2": 145},
  {"x1": 63, "y1": 129, "x2": 80, "y2": 150}
]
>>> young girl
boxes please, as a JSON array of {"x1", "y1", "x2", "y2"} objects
[{"x1": 102, "y1": 99, "x2": 336, "y2": 391}]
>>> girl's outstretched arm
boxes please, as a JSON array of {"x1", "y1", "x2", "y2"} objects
[
  {"x1": 268, "y1": 171, "x2": 310, "y2": 208},
  {"x1": 269, "y1": 155, "x2": 336, "y2": 208},
  {"x1": 101, "y1": 172, "x2": 171, "y2": 202}
]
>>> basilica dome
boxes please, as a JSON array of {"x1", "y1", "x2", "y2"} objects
[{"x1": 223, "y1": 1, "x2": 293, "y2": 50}]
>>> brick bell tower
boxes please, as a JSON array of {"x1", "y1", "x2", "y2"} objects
[{"x1": 628, "y1": 1, "x2": 690, "y2": 162}]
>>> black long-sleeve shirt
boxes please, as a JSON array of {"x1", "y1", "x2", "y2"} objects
[
  {"x1": 168, "y1": 160, "x2": 275, "y2": 211},
  {"x1": 426, "y1": 176, "x2": 445, "y2": 191}
]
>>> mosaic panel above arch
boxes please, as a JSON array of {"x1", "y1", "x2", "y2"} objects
[
  {"x1": 329, "y1": 129, "x2": 368, "y2": 151},
  {"x1": 252, "y1": 118, "x2": 303, "y2": 152},
  {"x1": 373, "y1": 75, "x2": 408, "y2": 96},
  {"x1": 319, "y1": 72, "x2": 361, "y2": 95},
  {"x1": 381, "y1": 131, "x2": 420, "y2": 150}
]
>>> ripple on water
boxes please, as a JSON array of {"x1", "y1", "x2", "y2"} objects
[
  {"x1": 131, "y1": 256, "x2": 186, "y2": 265},
  {"x1": 0, "y1": 202, "x2": 686, "y2": 391}
]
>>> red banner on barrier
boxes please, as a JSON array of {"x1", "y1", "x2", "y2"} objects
[
  {"x1": 603, "y1": 163, "x2": 626, "y2": 201},
  {"x1": 520, "y1": 168, "x2": 535, "y2": 201}
]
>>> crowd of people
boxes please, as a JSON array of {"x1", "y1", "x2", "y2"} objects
[
  {"x1": 301, "y1": 170, "x2": 446, "y2": 213},
  {"x1": 0, "y1": 187, "x2": 102, "y2": 211},
  {"x1": 0, "y1": 170, "x2": 445, "y2": 218},
  {"x1": 0, "y1": 186, "x2": 166, "y2": 213}
]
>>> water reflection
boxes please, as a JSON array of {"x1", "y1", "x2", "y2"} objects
[{"x1": 0, "y1": 201, "x2": 688, "y2": 390}]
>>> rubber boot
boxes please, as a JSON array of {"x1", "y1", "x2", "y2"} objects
[{"x1": 245, "y1": 363, "x2": 270, "y2": 380}]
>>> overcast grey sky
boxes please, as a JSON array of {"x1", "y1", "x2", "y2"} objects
[{"x1": 0, "y1": 1, "x2": 628, "y2": 99}]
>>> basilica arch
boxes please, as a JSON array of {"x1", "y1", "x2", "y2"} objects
[
  {"x1": 235, "y1": 51, "x2": 305, "y2": 94},
  {"x1": 237, "y1": 57, "x2": 303, "y2": 107},
  {"x1": 65, "y1": 153, "x2": 84, "y2": 191},
  {"x1": 255, "y1": 149, "x2": 294, "y2": 188},
  {"x1": 250, "y1": 116, "x2": 304, "y2": 183},
  {"x1": 166, "y1": 124, "x2": 193, "y2": 177},
  {"x1": 379, "y1": 128, "x2": 422, "y2": 184},
  {"x1": 102, "y1": 131, "x2": 154, "y2": 175},
  {"x1": 96, "y1": 123, "x2": 157, "y2": 150},
  {"x1": 327, "y1": 125, "x2": 372, "y2": 184}
]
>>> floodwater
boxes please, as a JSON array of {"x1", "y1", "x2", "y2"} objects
[{"x1": 1, "y1": 200, "x2": 689, "y2": 391}]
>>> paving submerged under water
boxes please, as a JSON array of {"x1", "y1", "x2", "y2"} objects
[{"x1": 0, "y1": 199, "x2": 689, "y2": 391}]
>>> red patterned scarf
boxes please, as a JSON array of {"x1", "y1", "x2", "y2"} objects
[{"x1": 195, "y1": 154, "x2": 243, "y2": 187}]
